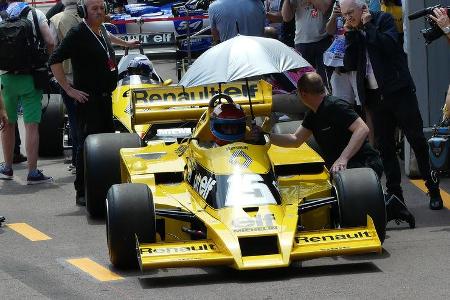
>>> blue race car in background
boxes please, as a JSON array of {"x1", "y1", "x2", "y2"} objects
[{"x1": 106, "y1": 0, "x2": 213, "y2": 55}]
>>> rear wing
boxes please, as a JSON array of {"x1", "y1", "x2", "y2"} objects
[{"x1": 130, "y1": 80, "x2": 273, "y2": 129}]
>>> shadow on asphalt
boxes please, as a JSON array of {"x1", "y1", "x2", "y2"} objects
[
  {"x1": 341, "y1": 248, "x2": 390, "y2": 262},
  {"x1": 0, "y1": 180, "x2": 59, "y2": 195},
  {"x1": 138, "y1": 262, "x2": 381, "y2": 288}
]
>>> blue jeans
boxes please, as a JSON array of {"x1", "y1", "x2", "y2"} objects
[{"x1": 60, "y1": 87, "x2": 78, "y2": 165}]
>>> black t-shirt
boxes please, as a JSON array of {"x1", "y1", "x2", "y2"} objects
[
  {"x1": 48, "y1": 22, "x2": 118, "y2": 95},
  {"x1": 302, "y1": 96, "x2": 376, "y2": 167}
]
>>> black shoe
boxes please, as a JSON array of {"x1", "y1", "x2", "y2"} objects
[
  {"x1": 76, "y1": 192, "x2": 85, "y2": 206},
  {"x1": 0, "y1": 215, "x2": 5, "y2": 226},
  {"x1": 385, "y1": 194, "x2": 415, "y2": 229},
  {"x1": 426, "y1": 179, "x2": 443, "y2": 210},
  {"x1": 13, "y1": 153, "x2": 27, "y2": 164},
  {"x1": 429, "y1": 189, "x2": 443, "y2": 210}
]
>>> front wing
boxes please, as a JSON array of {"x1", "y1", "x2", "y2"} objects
[{"x1": 137, "y1": 216, "x2": 381, "y2": 271}]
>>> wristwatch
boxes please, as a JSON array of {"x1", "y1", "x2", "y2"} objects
[{"x1": 443, "y1": 26, "x2": 450, "y2": 35}]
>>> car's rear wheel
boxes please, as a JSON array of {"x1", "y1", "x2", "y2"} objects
[
  {"x1": 84, "y1": 133, "x2": 141, "y2": 218},
  {"x1": 107, "y1": 183, "x2": 156, "y2": 269},
  {"x1": 39, "y1": 95, "x2": 64, "y2": 157},
  {"x1": 334, "y1": 168, "x2": 386, "y2": 243}
]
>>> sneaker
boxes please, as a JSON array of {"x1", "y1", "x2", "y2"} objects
[
  {"x1": 27, "y1": 170, "x2": 53, "y2": 185},
  {"x1": 67, "y1": 164, "x2": 76, "y2": 174},
  {"x1": 13, "y1": 153, "x2": 27, "y2": 164},
  {"x1": 385, "y1": 194, "x2": 415, "y2": 229},
  {"x1": 0, "y1": 164, "x2": 13, "y2": 180},
  {"x1": 76, "y1": 191, "x2": 86, "y2": 206},
  {"x1": 429, "y1": 188, "x2": 443, "y2": 210}
]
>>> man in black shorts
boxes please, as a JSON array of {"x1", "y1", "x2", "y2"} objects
[{"x1": 269, "y1": 72, "x2": 414, "y2": 227}]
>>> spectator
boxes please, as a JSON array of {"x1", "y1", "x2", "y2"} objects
[
  {"x1": 46, "y1": 0, "x2": 64, "y2": 21},
  {"x1": 380, "y1": 0, "x2": 403, "y2": 45},
  {"x1": 341, "y1": 0, "x2": 444, "y2": 210},
  {"x1": 0, "y1": 0, "x2": 55, "y2": 184},
  {"x1": 366, "y1": 0, "x2": 380, "y2": 11},
  {"x1": 268, "y1": 72, "x2": 414, "y2": 226},
  {"x1": 49, "y1": 0, "x2": 139, "y2": 205},
  {"x1": 49, "y1": 0, "x2": 82, "y2": 174},
  {"x1": 208, "y1": 0, "x2": 265, "y2": 44},
  {"x1": 0, "y1": 0, "x2": 27, "y2": 164},
  {"x1": 281, "y1": 0, "x2": 333, "y2": 86}
]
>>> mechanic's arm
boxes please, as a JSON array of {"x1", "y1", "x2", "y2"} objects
[
  {"x1": 270, "y1": 125, "x2": 312, "y2": 148},
  {"x1": 331, "y1": 117, "x2": 369, "y2": 173},
  {"x1": 281, "y1": 0, "x2": 296, "y2": 22},
  {"x1": 107, "y1": 32, "x2": 140, "y2": 48}
]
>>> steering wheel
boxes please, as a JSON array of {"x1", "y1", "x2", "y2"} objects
[{"x1": 208, "y1": 93, "x2": 234, "y2": 108}]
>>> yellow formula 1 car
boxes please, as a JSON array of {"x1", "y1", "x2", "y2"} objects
[{"x1": 86, "y1": 78, "x2": 387, "y2": 271}]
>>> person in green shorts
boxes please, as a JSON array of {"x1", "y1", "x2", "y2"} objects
[{"x1": 0, "y1": 0, "x2": 54, "y2": 184}]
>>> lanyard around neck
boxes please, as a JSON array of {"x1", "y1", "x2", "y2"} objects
[{"x1": 83, "y1": 20, "x2": 110, "y2": 59}]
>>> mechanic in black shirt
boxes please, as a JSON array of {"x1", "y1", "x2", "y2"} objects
[
  {"x1": 269, "y1": 72, "x2": 414, "y2": 227},
  {"x1": 49, "y1": 0, "x2": 139, "y2": 205}
]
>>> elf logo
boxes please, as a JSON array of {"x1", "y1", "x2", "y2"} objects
[
  {"x1": 193, "y1": 173, "x2": 216, "y2": 199},
  {"x1": 232, "y1": 214, "x2": 275, "y2": 228}
]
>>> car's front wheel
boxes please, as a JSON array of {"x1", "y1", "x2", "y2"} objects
[
  {"x1": 107, "y1": 183, "x2": 156, "y2": 269},
  {"x1": 334, "y1": 168, "x2": 386, "y2": 243}
]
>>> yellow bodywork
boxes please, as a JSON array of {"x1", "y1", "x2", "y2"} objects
[{"x1": 115, "y1": 80, "x2": 382, "y2": 271}]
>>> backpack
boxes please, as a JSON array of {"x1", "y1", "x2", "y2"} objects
[{"x1": 0, "y1": 6, "x2": 46, "y2": 72}]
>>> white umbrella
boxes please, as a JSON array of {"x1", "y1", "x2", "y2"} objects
[{"x1": 179, "y1": 35, "x2": 311, "y2": 88}]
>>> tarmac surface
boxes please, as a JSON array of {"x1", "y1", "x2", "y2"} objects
[{"x1": 1, "y1": 59, "x2": 450, "y2": 299}]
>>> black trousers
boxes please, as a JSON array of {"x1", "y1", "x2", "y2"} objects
[
  {"x1": 347, "y1": 153, "x2": 384, "y2": 179},
  {"x1": 74, "y1": 96, "x2": 114, "y2": 194},
  {"x1": 366, "y1": 86, "x2": 434, "y2": 195}
]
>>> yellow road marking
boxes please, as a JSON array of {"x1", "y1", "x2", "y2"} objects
[
  {"x1": 7, "y1": 223, "x2": 52, "y2": 241},
  {"x1": 410, "y1": 180, "x2": 450, "y2": 209},
  {"x1": 67, "y1": 258, "x2": 123, "y2": 282}
]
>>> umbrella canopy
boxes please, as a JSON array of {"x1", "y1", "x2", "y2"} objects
[{"x1": 179, "y1": 35, "x2": 311, "y2": 88}]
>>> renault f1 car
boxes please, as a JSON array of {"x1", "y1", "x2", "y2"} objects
[{"x1": 84, "y1": 78, "x2": 387, "y2": 271}]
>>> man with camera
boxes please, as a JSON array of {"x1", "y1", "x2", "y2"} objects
[
  {"x1": 340, "y1": 0, "x2": 444, "y2": 210},
  {"x1": 430, "y1": 7, "x2": 450, "y2": 42}
]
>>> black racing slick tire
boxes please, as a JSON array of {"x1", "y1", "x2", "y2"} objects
[
  {"x1": 39, "y1": 95, "x2": 64, "y2": 157},
  {"x1": 107, "y1": 183, "x2": 156, "y2": 269},
  {"x1": 334, "y1": 168, "x2": 386, "y2": 243},
  {"x1": 84, "y1": 133, "x2": 141, "y2": 218}
]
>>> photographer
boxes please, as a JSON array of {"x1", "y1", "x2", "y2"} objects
[{"x1": 430, "y1": 7, "x2": 450, "y2": 42}]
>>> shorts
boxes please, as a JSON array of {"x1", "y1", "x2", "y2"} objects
[{"x1": 0, "y1": 74, "x2": 42, "y2": 123}]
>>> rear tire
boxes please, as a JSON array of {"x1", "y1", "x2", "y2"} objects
[
  {"x1": 334, "y1": 168, "x2": 386, "y2": 243},
  {"x1": 39, "y1": 95, "x2": 64, "y2": 157},
  {"x1": 107, "y1": 183, "x2": 156, "y2": 269},
  {"x1": 84, "y1": 133, "x2": 141, "y2": 218}
]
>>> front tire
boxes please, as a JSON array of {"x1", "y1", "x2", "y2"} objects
[
  {"x1": 334, "y1": 168, "x2": 386, "y2": 243},
  {"x1": 84, "y1": 133, "x2": 141, "y2": 218},
  {"x1": 107, "y1": 183, "x2": 156, "y2": 269}
]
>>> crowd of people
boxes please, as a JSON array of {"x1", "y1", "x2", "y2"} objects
[{"x1": 0, "y1": 0, "x2": 448, "y2": 222}]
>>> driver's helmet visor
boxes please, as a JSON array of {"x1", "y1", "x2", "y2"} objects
[{"x1": 212, "y1": 117, "x2": 246, "y2": 142}]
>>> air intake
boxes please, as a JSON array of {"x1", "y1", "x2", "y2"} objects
[{"x1": 238, "y1": 236, "x2": 279, "y2": 256}]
